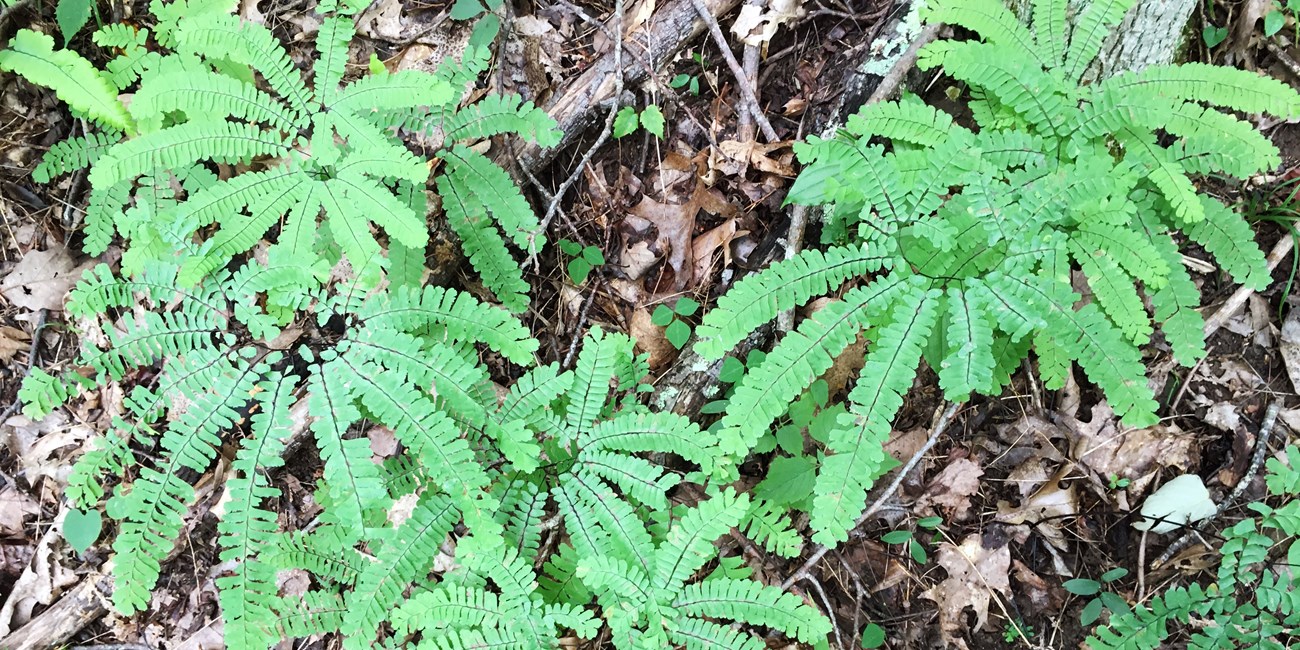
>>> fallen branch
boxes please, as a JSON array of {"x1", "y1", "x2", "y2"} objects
[
  {"x1": 1152, "y1": 400, "x2": 1283, "y2": 569},
  {"x1": 1202, "y1": 234, "x2": 1296, "y2": 338},
  {"x1": 688, "y1": 0, "x2": 779, "y2": 142},
  {"x1": 781, "y1": 401, "x2": 961, "y2": 591}
]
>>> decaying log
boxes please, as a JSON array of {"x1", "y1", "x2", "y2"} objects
[{"x1": 511, "y1": 0, "x2": 743, "y2": 173}]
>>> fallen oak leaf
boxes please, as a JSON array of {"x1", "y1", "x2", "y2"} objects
[
  {"x1": 919, "y1": 533, "x2": 1012, "y2": 649},
  {"x1": 0, "y1": 245, "x2": 94, "y2": 311}
]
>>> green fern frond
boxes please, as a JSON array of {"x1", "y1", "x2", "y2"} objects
[
  {"x1": 306, "y1": 359, "x2": 388, "y2": 541},
  {"x1": 813, "y1": 284, "x2": 936, "y2": 545},
  {"x1": 33, "y1": 132, "x2": 122, "y2": 183},
  {"x1": 713, "y1": 274, "x2": 909, "y2": 464},
  {"x1": 846, "y1": 95, "x2": 971, "y2": 147},
  {"x1": 670, "y1": 616, "x2": 766, "y2": 650},
  {"x1": 313, "y1": 16, "x2": 354, "y2": 104},
  {"x1": 18, "y1": 368, "x2": 76, "y2": 420},
  {"x1": 132, "y1": 63, "x2": 302, "y2": 134},
  {"x1": 653, "y1": 488, "x2": 749, "y2": 594},
  {"x1": 1100, "y1": 62, "x2": 1300, "y2": 117},
  {"x1": 110, "y1": 351, "x2": 263, "y2": 613},
  {"x1": 556, "y1": 474, "x2": 655, "y2": 575},
  {"x1": 357, "y1": 284, "x2": 538, "y2": 364},
  {"x1": 218, "y1": 373, "x2": 295, "y2": 650},
  {"x1": 0, "y1": 30, "x2": 133, "y2": 131},
  {"x1": 440, "y1": 145, "x2": 540, "y2": 249},
  {"x1": 88, "y1": 121, "x2": 290, "y2": 189},
  {"x1": 1186, "y1": 195, "x2": 1271, "y2": 291},
  {"x1": 939, "y1": 286, "x2": 995, "y2": 400},
  {"x1": 674, "y1": 578, "x2": 831, "y2": 643},
  {"x1": 175, "y1": 14, "x2": 313, "y2": 113},
  {"x1": 329, "y1": 69, "x2": 455, "y2": 114},
  {"x1": 1031, "y1": 0, "x2": 1067, "y2": 65},
  {"x1": 436, "y1": 172, "x2": 531, "y2": 312},
  {"x1": 738, "y1": 500, "x2": 802, "y2": 558},
  {"x1": 1069, "y1": 242, "x2": 1152, "y2": 344},
  {"x1": 341, "y1": 494, "x2": 462, "y2": 649},
  {"x1": 442, "y1": 92, "x2": 562, "y2": 146},
  {"x1": 694, "y1": 244, "x2": 887, "y2": 359},
  {"x1": 923, "y1": 0, "x2": 1038, "y2": 62},
  {"x1": 579, "y1": 411, "x2": 717, "y2": 473}
]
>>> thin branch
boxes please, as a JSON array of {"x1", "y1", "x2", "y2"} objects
[
  {"x1": 1152, "y1": 400, "x2": 1282, "y2": 569},
  {"x1": 688, "y1": 0, "x2": 779, "y2": 142},
  {"x1": 781, "y1": 401, "x2": 962, "y2": 590},
  {"x1": 1202, "y1": 234, "x2": 1295, "y2": 338}
]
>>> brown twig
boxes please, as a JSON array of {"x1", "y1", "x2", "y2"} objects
[
  {"x1": 1202, "y1": 235, "x2": 1296, "y2": 338},
  {"x1": 865, "y1": 22, "x2": 943, "y2": 104},
  {"x1": 1152, "y1": 400, "x2": 1282, "y2": 569},
  {"x1": 687, "y1": 0, "x2": 779, "y2": 142},
  {"x1": 781, "y1": 401, "x2": 961, "y2": 590}
]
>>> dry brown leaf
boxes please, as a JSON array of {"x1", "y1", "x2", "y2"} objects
[
  {"x1": 920, "y1": 533, "x2": 1011, "y2": 648},
  {"x1": 629, "y1": 196, "x2": 696, "y2": 290},
  {"x1": 916, "y1": 457, "x2": 983, "y2": 518},
  {"x1": 0, "y1": 325, "x2": 29, "y2": 362},
  {"x1": 0, "y1": 511, "x2": 77, "y2": 636},
  {"x1": 1062, "y1": 403, "x2": 1197, "y2": 483},
  {"x1": 0, "y1": 245, "x2": 94, "y2": 311},
  {"x1": 0, "y1": 488, "x2": 38, "y2": 535},
  {"x1": 717, "y1": 140, "x2": 796, "y2": 176},
  {"x1": 629, "y1": 306, "x2": 676, "y2": 370},
  {"x1": 995, "y1": 467, "x2": 1077, "y2": 551},
  {"x1": 729, "y1": 0, "x2": 805, "y2": 47},
  {"x1": 690, "y1": 218, "x2": 743, "y2": 285}
]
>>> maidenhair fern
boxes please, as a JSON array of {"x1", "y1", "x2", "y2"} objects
[
  {"x1": 696, "y1": 0, "x2": 1297, "y2": 545},
  {"x1": 0, "y1": 0, "x2": 558, "y2": 311}
]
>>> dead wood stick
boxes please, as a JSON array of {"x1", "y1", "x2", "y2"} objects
[
  {"x1": 511, "y1": 0, "x2": 744, "y2": 173},
  {"x1": 1202, "y1": 234, "x2": 1296, "y2": 338},
  {"x1": 780, "y1": 401, "x2": 961, "y2": 591},
  {"x1": 0, "y1": 398, "x2": 313, "y2": 650},
  {"x1": 1152, "y1": 400, "x2": 1282, "y2": 569},
  {"x1": 865, "y1": 22, "x2": 943, "y2": 105},
  {"x1": 688, "y1": 0, "x2": 779, "y2": 142}
]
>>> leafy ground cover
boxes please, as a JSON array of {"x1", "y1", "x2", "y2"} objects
[{"x1": 1, "y1": 0, "x2": 1300, "y2": 647}]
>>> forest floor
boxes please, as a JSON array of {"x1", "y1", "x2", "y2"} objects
[{"x1": 2, "y1": 0, "x2": 1300, "y2": 648}]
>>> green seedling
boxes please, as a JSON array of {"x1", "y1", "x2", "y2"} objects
[
  {"x1": 558, "y1": 239, "x2": 605, "y2": 284},
  {"x1": 651, "y1": 297, "x2": 698, "y2": 349},
  {"x1": 1065, "y1": 567, "x2": 1131, "y2": 626}
]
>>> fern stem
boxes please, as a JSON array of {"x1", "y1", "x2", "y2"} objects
[{"x1": 780, "y1": 401, "x2": 961, "y2": 590}]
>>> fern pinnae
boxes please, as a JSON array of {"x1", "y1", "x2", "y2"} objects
[
  {"x1": 306, "y1": 359, "x2": 386, "y2": 541},
  {"x1": 1060, "y1": 0, "x2": 1134, "y2": 82},
  {"x1": 673, "y1": 578, "x2": 831, "y2": 644},
  {"x1": 33, "y1": 132, "x2": 122, "y2": 183},
  {"x1": 0, "y1": 30, "x2": 133, "y2": 131},
  {"x1": 940, "y1": 286, "x2": 996, "y2": 400},
  {"x1": 813, "y1": 285, "x2": 937, "y2": 545},
  {"x1": 1069, "y1": 242, "x2": 1152, "y2": 344},
  {"x1": 128, "y1": 61, "x2": 302, "y2": 134},
  {"x1": 924, "y1": 0, "x2": 1040, "y2": 62},
  {"x1": 1186, "y1": 195, "x2": 1272, "y2": 291},
  {"x1": 440, "y1": 145, "x2": 540, "y2": 249},
  {"x1": 176, "y1": 14, "x2": 314, "y2": 113},
  {"x1": 313, "y1": 16, "x2": 353, "y2": 104},
  {"x1": 341, "y1": 493, "x2": 462, "y2": 649},
  {"x1": 87, "y1": 121, "x2": 291, "y2": 189},
  {"x1": 218, "y1": 372, "x2": 297, "y2": 650},
  {"x1": 694, "y1": 244, "x2": 887, "y2": 358},
  {"x1": 715, "y1": 273, "x2": 910, "y2": 463},
  {"x1": 436, "y1": 172, "x2": 531, "y2": 312},
  {"x1": 111, "y1": 351, "x2": 266, "y2": 613}
]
